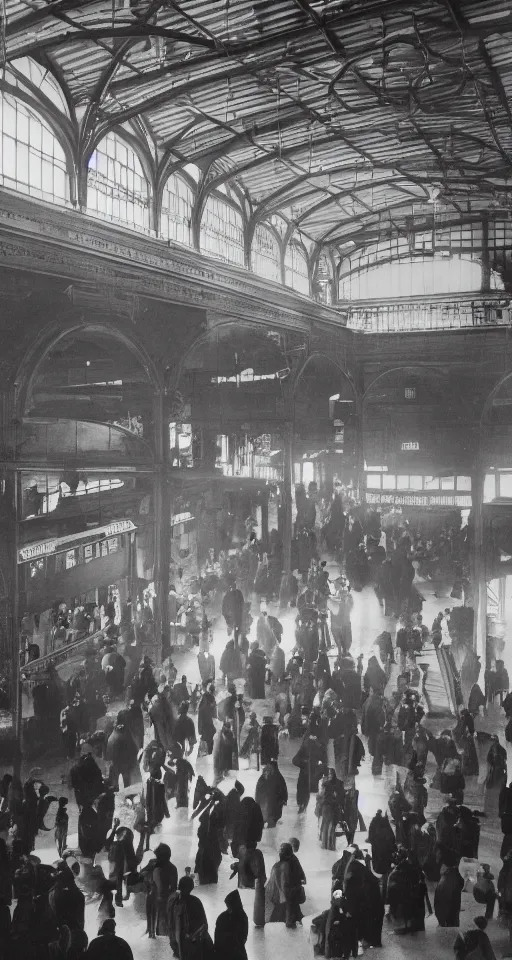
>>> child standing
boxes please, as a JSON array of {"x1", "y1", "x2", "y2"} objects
[{"x1": 54, "y1": 797, "x2": 69, "y2": 856}]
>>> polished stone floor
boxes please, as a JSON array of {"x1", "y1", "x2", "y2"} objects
[{"x1": 27, "y1": 578, "x2": 512, "y2": 959}]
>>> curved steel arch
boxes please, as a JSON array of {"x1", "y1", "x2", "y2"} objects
[
  {"x1": 481, "y1": 369, "x2": 512, "y2": 425},
  {"x1": 294, "y1": 351, "x2": 358, "y2": 404},
  {"x1": 15, "y1": 319, "x2": 164, "y2": 421},
  {"x1": 363, "y1": 364, "x2": 450, "y2": 402},
  {"x1": 173, "y1": 318, "x2": 290, "y2": 395},
  {"x1": 340, "y1": 250, "x2": 486, "y2": 289}
]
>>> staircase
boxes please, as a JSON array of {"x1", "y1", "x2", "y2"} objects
[{"x1": 419, "y1": 644, "x2": 455, "y2": 718}]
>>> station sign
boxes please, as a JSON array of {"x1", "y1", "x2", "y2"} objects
[
  {"x1": 401, "y1": 441, "x2": 420, "y2": 451},
  {"x1": 18, "y1": 518, "x2": 136, "y2": 564}
]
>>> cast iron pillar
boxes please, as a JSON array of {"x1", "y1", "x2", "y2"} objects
[
  {"x1": 471, "y1": 462, "x2": 487, "y2": 667},
  {"x1": 153, "y1": 389, "x2": 171, "y2": 662}
]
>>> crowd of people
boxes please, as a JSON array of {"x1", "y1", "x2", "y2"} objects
[{"x1": 1, "y1": 491, "x2": 510, "y2": 960}]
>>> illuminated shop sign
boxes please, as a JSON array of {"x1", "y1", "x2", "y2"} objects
[
  {"x1": 18, "y1": 519, "x2": 136, "y2": 564},
  {"x1": 365, "y1": 492, "x2": 472, "y2": 508},
  {"x1": 18, "y1": 540, "x2": 58, "y2": 563},
  {"x1": 104, "y1": 519, "x2": 136, "y2": 537}
]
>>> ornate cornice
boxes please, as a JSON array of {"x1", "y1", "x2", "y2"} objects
[{"x1": 0, "y1": 190, "x2": 349, "y2": 335}]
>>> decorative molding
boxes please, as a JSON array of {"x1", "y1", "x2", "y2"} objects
[{"x1": 0, "y1": 190, "x2": 350, "y2": 335}]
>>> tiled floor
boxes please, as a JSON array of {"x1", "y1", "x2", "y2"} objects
[{"x1": 27, "y1": 576, "x2": 512, "y2": 959}]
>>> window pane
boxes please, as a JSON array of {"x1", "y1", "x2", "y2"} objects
[
  {"x1": 499, "y1": 474, "x2": 512, "y2": 498},
  {"x1": 366, "y1": 475, "x2": 381, "y2": 489},
  {"x1": 409, "y1": 476, "x2": 423, "y2": 490},
  {"x1": 484, "y1": 473, "x2": 496, "y2": 502},
  {"x1": 457, "y1": 476, "x2": 471, "y2": 491},
  {"x1": 440, "y1": 477, "x2": 455, "y2": 490},
  {"x1": 396, "y1": 475, "x2": 409, "y2": 489},
  {"x1": 424, "y1": 476, "x2": 440, "y2": 490},
  {"x1": 382, "y1": 474, "x2": 396, "y2": 490}
]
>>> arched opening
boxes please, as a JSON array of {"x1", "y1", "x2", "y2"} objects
[
  {"x1": 87, "y1": 131, "x2": 150, "y2": 231},
  {"x1": 16, "y1": 326, "x2": 158, "y2": 663},
  {"x1": 0, "y1": 92, "x2": 70, "y2": 204}
]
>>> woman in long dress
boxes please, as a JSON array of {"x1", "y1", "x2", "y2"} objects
[
  {"x1": 264, "y1": 842, "x2": 305, "y2": 929},
  {"x1": 234, "y1": 842, "x2": 267, "y2": 928},
  {"x1": 315, "y1": 769, "x2": 345, "y2": 850}
]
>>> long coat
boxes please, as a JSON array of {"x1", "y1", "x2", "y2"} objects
[
  {"x1": 260, "y1": 723, "x2": 279, "y2": 765},
  {"x1": 247, "y1": 648, "x2": 267, "y2": 699},
  {"x1": 214, "y1": 892, "x2": 248, "y2": 960},
  {"x1": 434, "y1": 864, "x2": 464, "y2": 926},
  {"x1": 213, "y1": 726, "x2": 235, "y2": 782},
  {"x1": 167, "y1": 892, "x2": 214, "y2": 960},
  {"x1": 149, "y1": 695, "x2": 175, "y2": 751},
  {"x1": 255, "y1": 764, "x2": 288, "y2": 827},
  {"x1": 368, "y1": 811, "x2": 396, "y2": 875},
  {"x1": 233, "y1": 797, "x2": 264, "y2": 850}
]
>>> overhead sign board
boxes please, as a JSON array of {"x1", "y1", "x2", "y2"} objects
[
  {"x1": 365, "y1": 492, "x2": 472, "y2": 508},
  {"x1": 401, "y1": 442, "x2": 420, "y2": 451},
  {"x1": 18, "y1": 519, "x2": 136, "y2": 564}
]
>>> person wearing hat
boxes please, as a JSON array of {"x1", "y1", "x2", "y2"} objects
[
  {"x1": 167, "y1": 875, "x2": 213, "y2": 960},
  {"x1": 325, "y1": 889, "x2": 358, "y2": 959},
  {"x1": 84, "y1": 919, "x2": 133, "y2": 960}
]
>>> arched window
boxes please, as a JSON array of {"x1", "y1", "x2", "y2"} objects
[
  {"x1": 339, "y1": 254, "x2": 503, "y2": 300},
  {"x1": 160, "y1": 173, "x2": 193, "y2": 246},
  {"x1": 9, "y1": 58, "x2": 70, "y2": 115},
  {"x1": 87, "y1": 131, "x2": 149, "y2": 230},
  {"x1": 252, "y1": 224, "x2": 281, "y2": 283},
  {"x1": 285, "y1": 242, "x2": 310, "y2": 295},
  {"x1": 0, "y1": 93, "x2": 69, "y2": 203},
  {"x1": 200, "y1": 195, "x2": 244, "y2": 266}
]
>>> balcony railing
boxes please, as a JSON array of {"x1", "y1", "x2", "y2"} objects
[{"x1": 346, "y1": 293, "x2": 512, "y2": 333}]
